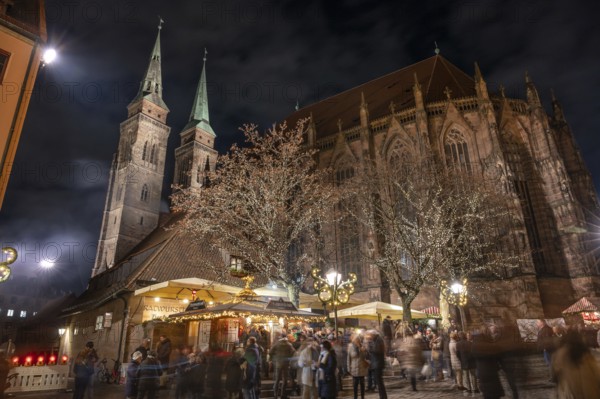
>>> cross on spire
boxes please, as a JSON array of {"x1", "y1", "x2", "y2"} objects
[
  {"x1": 203, "y1": 47, "x2": 207, "y2": 63},
  {"x1": 158, "y1": 16, "x2": 164, "y2": 30},
  {"x1": 444, "y1": 86, "x2": 452, "y2": 99}
]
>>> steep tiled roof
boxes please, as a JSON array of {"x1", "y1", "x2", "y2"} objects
[{"x1": 284, "y1": 55, "x2": 475, "y2": 139}]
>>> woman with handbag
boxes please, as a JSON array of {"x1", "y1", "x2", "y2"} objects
[
  {"x1": 318, "y1": 340, "x2": 337, "y2": 399},
  {"x1": 347, "y1": 334, "x2": 368, "y2": 399}
]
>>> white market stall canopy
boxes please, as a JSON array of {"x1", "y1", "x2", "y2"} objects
[{"x1": 330, "y1": 301, "x2": 427, "y2": 321}]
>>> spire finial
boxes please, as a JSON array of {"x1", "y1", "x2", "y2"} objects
[
  {"x1": 550, "y1": 88, "x2": 557, "y2": 102},
  {"x1": 474, "y1": 61, "x2": 483, "y2": 80},
  {"x1": 389, "y1": 101, "x2": 396, "y2": 114},
  {"x1": 337, "y1": 118, "x2": 343, "y2": 132},
  {"x1": 413, "y1": 72, "x2": 421, "y2": 90},
  {"x1": 203, "y1": 47, "x2": 207, "y2": 63},
  {"x1": 158, "y1": 16, "x2": 164, "y2": 30},
  {"x1": 361, "y1": 91, "x2": 366, "y2": 106},
  {"x1": 499, "y1": 84, "x2": 506, "y2": 98},
  {"x1": 295, "y1": 99, "x2": 299, "y2": 111},
  {"x1": 443, "y1": 86, "x2": 452, "y2": 99},
  {"x1": 525, "y1": 70, "x2": 532, "y2": 83},
  {"x1": 434, "y1": 41, "x2": 440, "y2": 55}
]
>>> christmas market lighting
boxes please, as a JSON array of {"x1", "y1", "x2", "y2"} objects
[
  {"x1": 441, "y1": 278, "x2": 468, "y2": 330},
  {"x1": 165, "y1": 309, "x2": 324, "y2": 324},
  {"x1": 0, "y1": 247, "x2": 18, "y2": 283},
  {"x1": 311, "y1": 266, "x2": 358, "y2": 333}
]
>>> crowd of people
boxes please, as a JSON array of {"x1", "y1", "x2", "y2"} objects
[{"x1": 66, "y1": 318, "x2": 600, "y2": 399}]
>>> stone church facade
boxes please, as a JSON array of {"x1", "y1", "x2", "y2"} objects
[{"x1": 286, "y1": 54, "x2": 600, "y2": 322}]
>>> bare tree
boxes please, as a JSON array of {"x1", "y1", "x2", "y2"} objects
[
  {"x1": 171, "y1": 121, "x2": 338, "y2": 306},
  {"x1": 348, "y1": 156, "x2": 521, "y2": 322}
]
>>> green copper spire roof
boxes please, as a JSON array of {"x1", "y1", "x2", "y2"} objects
[
  {"x1": 183, "y1": 48, "x2": 215, "y2": 136},
  {"x1": 130, "y1": 19, "x2": 169, "y2": 110}
]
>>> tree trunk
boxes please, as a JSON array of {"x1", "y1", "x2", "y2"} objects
[
  {"x1": 286, "y1": 283, "x2": 300, "y2": 307},
  {"x1": 399, "y1": 294, "x2": 414, "y2": 323}
]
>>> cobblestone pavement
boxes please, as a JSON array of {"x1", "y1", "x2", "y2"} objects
[{"x1": 10, "y1": 375, "x2": 557, "y2": 399}]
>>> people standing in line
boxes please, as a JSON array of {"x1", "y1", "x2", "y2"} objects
[
  {"x1": 135, "y1": 338, "x2": 152, "y2": 361},
  {"x1": 318, "y1": 340, "x2": 337, "y2": 399},
  {"x1": 347, "y1": 334, "x2": 368, "y2": 399},
  {"x1": 552, "y1": 329, "x2": 600, "y2": 399},
  {"x1": 270, "y1": 333, "x2": 295, "y2": 399},
  {"x1": 156, "y1": 335, "x2": 171, "y2": 382},
  {"x1": 125, "y1": 351, "x2": 143, "y2": 399},
  {"x1": 298, "y1": 337, "x2": 319, "y2": 399},
  {"x1": 366, "y1": 330, "x2": 387, "y2": 399},
  {"x1": 536, "y1": 319, "x2": 555, "y2": 379},
  {"x1": 448, "y1": 332, "x2": 465, "y2": 391},
  {"x1": 136, "y1": 351, "x2": 161, "y2": 399},
  {"x1": 457, "y1": 331, "x2": 479, "y2": 395}
]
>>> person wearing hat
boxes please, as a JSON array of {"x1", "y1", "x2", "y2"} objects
[
  {"x1": 125, "y1": 351, "x2": 143, "y2": 399},
  {"x1": 137, "y1": 350, "x2": 161, "y2": 399}
]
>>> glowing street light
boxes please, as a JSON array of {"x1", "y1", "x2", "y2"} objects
[
  {"x1": 441, "y1": 278, "x2": 468, "y2": 331},
  {"x1": 42, "y1": 48, "x2": 57, "y2": 65},
  {"x1": 312, "y1": 266, "x2": 357, "y2": 334},
  {"x1": 40, "y1": 260, "x2": 55, "y2": 268}
]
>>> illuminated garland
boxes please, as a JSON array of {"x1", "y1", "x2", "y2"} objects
[
  {"x1": 311, "y1": 266, "x2": 357, "y2": 306},
  {"x1": 164, "y1": 310, "x2": 325, "y2": 324},
  {"x1": 441, "y1": 278, "x2": 468, "y2": 307}
]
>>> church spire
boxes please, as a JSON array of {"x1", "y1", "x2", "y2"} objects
[
  {"x1": 131, "y1": 19, "x2": 168, "y2": 109},
  {"x1": 184, "y1": 48, "x2": 215, "y2": 136}
]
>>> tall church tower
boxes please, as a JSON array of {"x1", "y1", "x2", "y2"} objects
[
  {"x1": 92, "y1": 23, "x2": 171, "y2": 277},
  {"x1": 173, "y1": 49, "x2": 217, "y2": 189}
]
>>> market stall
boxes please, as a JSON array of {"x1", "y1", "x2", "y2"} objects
[
  {"x1": 329, "y1": 301, "x2": 427, "y2": 324},
  {"x1": 562, "y1": 296, "x2": 600, "y2": 325},
  {"x1": 169, "y1": 298, "x2": 325, "y2": 352}
]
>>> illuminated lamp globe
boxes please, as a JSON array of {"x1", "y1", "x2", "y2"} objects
[{"x1": 43, "y1": 48, "x2": 57, "y2": 65}]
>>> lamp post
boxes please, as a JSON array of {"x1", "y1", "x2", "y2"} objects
[
  {"x1": 311, "y1": 266, "x2": 357, "y2": 335},
  {"x1": 441, "y1": 278, "x2": 468, "y2": 331}
]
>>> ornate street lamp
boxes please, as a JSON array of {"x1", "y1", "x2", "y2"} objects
[
  {"x1": 0, "y1": 247, "x2": 18, "y2": 283},
  {"x1": 311, "y1": 266, "x2": 357, "y2": 334},
  {"x1": 441, "y1": 278, "x2": 468, "y2": 331}
]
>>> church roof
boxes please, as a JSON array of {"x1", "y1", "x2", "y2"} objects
[
  {"x1": 62, "y1": 212, "x2": 262, "y2": 315},
  {"x1": 284, "y1": 55, "x2": 476, "y2": 139}
]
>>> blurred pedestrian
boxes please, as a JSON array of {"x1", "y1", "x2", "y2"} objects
[
  {"x1": 457, "y1": 331, "x2": 479, "y2": 394},
  {"x1": 537, "y1": 319, "x2": 554, "y2": 379},
  {"x1": 399, "y1": 333, "x2": 423, "y2": 392},
  {"x1": 187, "y1": 352, "x2": 206, "y2": 399},
  {"x1": 318, "y1": 340, "x2": 337, "y2": 399},
  {"x1": 473, "y1": 326, "x2": 504, "y2": 399},
  {"x1": 225, "y1": 348, "x2": 243, "y2": 399},
  {"x1": 73, "y1": 341, "x2": 97, "y2": 399},
  {"x1": 270, "y1": 334, "x2": 295, "y2": 399},
  {"x1": 298, "y1": 337, "x2": 319, "y2": 399},
  {"x1": 366, "y1": 330, "x2": 386, "y2": 399},
  {"x1": 552, "y1": 330, "x2": 600, "y2": 399},
  {"x1": 125, "y1": 351, "x2": 143, "y2": 399},
  {"x1": 134, "y1": 338, "x2": 152, "y2": 361},
  {"x1": 137, "y1": 351, "x2": 161, "y2": 399},
  {"x1": 156, "y1": 335, "x2": 171, "y2": 382},
  {"x1": 347, "y1": 334, "x2": 368, "y2": 399}
]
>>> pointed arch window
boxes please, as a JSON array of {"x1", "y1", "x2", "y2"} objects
[
  {"x1": 335, "y1": 159, "x2": 355, "y2": 186},
  {"x1": 142, "y1": 141, "x2": 148, "y2": 161},
  {"x1": 444, "y1": 129, "x2": 471, "y2": 172},
  {"x1": 150, "y1": 144, "x2": 157, "y2": 165},
  {"x1": 141, "y1": 184, "x2": 149, "y2": 202},
  {"x1": 388, "y1": 140, "x2": 414, "y2": 172}
]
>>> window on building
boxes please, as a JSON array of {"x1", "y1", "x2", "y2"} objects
[
  {"x1": 142, "y1": 141, "x2": 148, "y2": 161},
  {"x1": 7, "y1": 309, "x2": 13, "y2": 317},
  {"x1": 335, "y1": 166, "x2": 354, "y2": 186},
  {"x1": 19, "y1": 310, "x2": 26, "y2": 318},
  {"x1": 116, "y1": 185, "x2": 123, "y2": 201},
  {"x1": 95, "y1": 315, "x2": 104, "y2": 331},
  {"x1": 141, "y1": 184, "x2": 149, "y2": 202},
  {"x1": 140, "y1": 216, "x2": 144, "y2": 225},
  {"x1": 0, "y1": 49, "x2": 9, "y2": 84},
  {"x1": 444, "y1": 129, "x2": 471, "y2": 172},
  {"x1": 150, "y1": 144, "x2": 157, "y2": 164}
]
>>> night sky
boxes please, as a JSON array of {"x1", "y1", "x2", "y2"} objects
[{"x1": 0, "y1": 0, "x2": 599, "y2": 294}]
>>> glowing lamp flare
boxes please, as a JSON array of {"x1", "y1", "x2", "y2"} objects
[
  {"x1": 42, "y1": 48, "x2": 57, "y2": 64},
  {"x1": 441, "y1": 279, "x2": 468, "y2": 307}
]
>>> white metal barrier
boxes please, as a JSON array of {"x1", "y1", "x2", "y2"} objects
[{"x1": 5, "y1": 365, "x2": 69, "y2": 393}]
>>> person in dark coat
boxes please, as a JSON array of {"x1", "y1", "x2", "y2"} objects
[
  {"x1": 125, "y1": 351, "x2": 143, "y2": 399},
  {"x1": 134, "y1": 338, "x2": 152, "y2": 361},
  {"x1": 537, "y1": 319, "x2": 555, "y2": 378},
  {"x1": 318, "y1": 340, "x2": 337, "y2": 399},
  {"x1": 72, "y1": 341, "x2": 97, "y2": 399},
  {"x1": 241, "y1": 340, "x2": 260, "y2": 399},
  {"x1": 270, "y1": 334, "x2": 295, "y2": 399},
  {"x1": 456, "y1": 332, "x2": 479, "y2": 394},
  {"x1": 472, "y1": 327, "x2": 504, "y2": 399},
  {"x1": 187, "y1": 352, "x2": 207, "y2": 399},
  {"x1": 366, "y1": 331, "x2": 386, "y2": 399},
  {"x1": 156, "y1": 335, "x2": 172, "y2": 376},
  {"x1": 137, "y1": 351, "x2": 161, "y2": 399},
  {"x1": 174, "y1": 346, "x2": 192, "y2": 399},
  {"x1": 382, "y1": 316, "x2": 393, "y2": 355},
  {"x1": 225, "y1": 348, "x2": 243, "y2": 399}
]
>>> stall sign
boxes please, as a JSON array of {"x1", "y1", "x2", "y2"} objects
[
  {"x1": 143, "y1": 298, "x2": 187, "y2": 321},
  {"x1": 266, "y1": 299, "x2": 298, "y2": 311},
  {"x1": 186, "y1": 300, "x2": 206, "y2": 311}
]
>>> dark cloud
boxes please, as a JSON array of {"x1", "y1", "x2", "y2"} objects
[{"x1": 0, "y1": 0, "x2": 598, "y2": 294}]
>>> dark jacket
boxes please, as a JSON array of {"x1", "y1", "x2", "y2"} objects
[
  {"x1": 225, "y1": 356, "x2": 242, "y2": 393},
  {"x1": 367, "y1": 334, "x2": 386, "y2": 370},
  {"x1": 125, "y1": 361, "x2": 140, "y2": 397},
  {"x1": 137, "y1": 357, "x2": 161, "y2": 389},
  {"x1": 472, "y1": 333, "x2": 504, "y2": 398},
  {"x1": 156, "y1": 338, "x2": 172, "y2": 365},
  {"x1": 457, "y1": 339, "x2": 475, "y2": 370},
  {"x1": 537, "y1": 325, "x2": 554, "y2": 352},
  {"x1": 270, "y1": 338, "x2": 295, "y2": 366},
  {"x1": 318, "y1": 349, "x2": 337, "y2": 398},
  {"x1": 382, "y1": 318, "x2": 393, "y2": 339}
]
